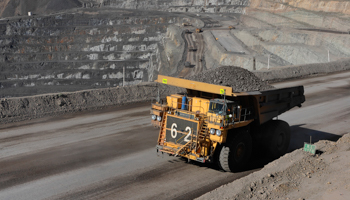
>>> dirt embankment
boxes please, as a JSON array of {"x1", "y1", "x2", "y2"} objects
[
  {"x1": 0, "y1": 83, "x2": 183, "y2": 124},
  {"x1": 254, "y1": 58, "x2": 350, "y2": 82},
  {"x1": 197, "y1": 133, "x2": 350, "y2": 200}
]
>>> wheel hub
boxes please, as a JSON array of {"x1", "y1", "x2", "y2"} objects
[
  {"x1": 234, "y1": 142, "x2": 246, "y2": 161},
  {"x1": 277, "y1": 132, "x2": 285, "y2": 149}
]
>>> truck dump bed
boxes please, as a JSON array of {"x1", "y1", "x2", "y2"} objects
[{"x1": 258, "y1": 86, "x2": 305, "y2": 124}]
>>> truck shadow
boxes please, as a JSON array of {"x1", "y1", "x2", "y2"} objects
[
  {"x1": 288, "y1": 124, "x2": 341, "y2": 151},
  {"x1": 246, "y1": 124, "x2": 341, "y2": 172}
]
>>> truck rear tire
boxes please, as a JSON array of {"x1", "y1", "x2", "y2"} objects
[
  {"x1": 219, "y1": 131, "x2": 252, "y2": 172},
  {"x1": 264, "y1": 120, "x2": 291, "y2": 159}
]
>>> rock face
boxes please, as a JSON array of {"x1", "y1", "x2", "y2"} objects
[
  {"x1": 0, "y1": 0, "x2": 250, "y2": 17},
  {"x1": 187, "y1": 66, "x2": 274, "y2": 92},
  {"x1": 0, "y1": 0, "x2": 82, "y2": 17},
  {"x1": 249, "y1": 0, "x2": 350, "y2": 15},
  {"x1": 0, "y1": 9, "x2": 189, "y2": 98},
  {"x1": 88, "y1": 0, "x2": 249, "y2": 13}
]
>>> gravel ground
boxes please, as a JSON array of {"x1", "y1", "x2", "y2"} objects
[
  {"x1": 197, "y1": 133, "x2": 350, "y2": 200},
  {"x1": 187, "y1": 66, "x2": 274, "y2": 92}
]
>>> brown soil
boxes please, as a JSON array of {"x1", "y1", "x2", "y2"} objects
[{"x1": 197, "y1": 133, "x2": 350, "y2": 200}]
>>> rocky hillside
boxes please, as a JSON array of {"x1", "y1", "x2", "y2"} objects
[{"x1": 0, "y1": 0, "x2": 81, "y2": 17}]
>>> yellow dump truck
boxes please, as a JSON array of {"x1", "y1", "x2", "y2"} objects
[{"x1": 151, "y1": 75, "x2": 305, "y2": 172}]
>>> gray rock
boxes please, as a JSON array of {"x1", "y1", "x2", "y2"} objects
[{"x1": 186, "y1": 66, "x2": 274, "y2": 92}]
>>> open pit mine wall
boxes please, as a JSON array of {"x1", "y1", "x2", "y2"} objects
[
  {"x1": 83, "y1": 0, "x2": 350, "y2": 17},
  {"x1": 245, "y1": 0, "x2": 350, "y2": 32},
  {"x1": 0, "y1": 12, "x2": 203, "y2": 98},
  {"x1": 249, "y1": 0, "x2": 350, "y2": 15},
  {"x1": 83, "y1": 0, "x2": 249, "y2": 14}
]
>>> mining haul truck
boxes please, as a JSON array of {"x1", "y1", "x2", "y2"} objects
[{"x1": 151, "y1": 75, "x2": 305, "y2": 172}]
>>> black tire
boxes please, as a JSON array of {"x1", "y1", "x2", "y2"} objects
[
  {"x1": 218, "y1": 131, "x2": 252, "y2": 172},
  {"x1": 263, "y1": 120, "x2": 291, "y2": 159}
]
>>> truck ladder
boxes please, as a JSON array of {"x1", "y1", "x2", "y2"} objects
[
  {"x1": 193, "y1": 116, "x2": 209, "y2": 155},
  {"x1": 157, "y1": 114, "x2": 167, "y2": 146},
  {"x1": 198, "y1": 116, "x2": 209, "y2": 141}
]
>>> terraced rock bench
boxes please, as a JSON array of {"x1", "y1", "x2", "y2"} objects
[{"x1": 0, "y1": 9, "x2": 187, "y2": 97}]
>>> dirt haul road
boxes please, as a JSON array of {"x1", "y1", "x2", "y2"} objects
[
  {"x1": 179, "y1": 31, "x2": 205, "y2": 78},
  {"x1": 0, "y1": 71, "x2": 349, "y2": 199}
]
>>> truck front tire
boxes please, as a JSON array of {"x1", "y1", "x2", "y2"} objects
[{"x1": 219, "y1": 131, "x2": 252, "y2": 172}]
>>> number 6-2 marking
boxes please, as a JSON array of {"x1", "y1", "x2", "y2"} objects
[{"x1": 171, "y1": 123, "x2": 192, "y2": 142}]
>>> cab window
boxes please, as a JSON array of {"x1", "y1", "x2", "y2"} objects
[{"x1": 209, "y1": 102, "x2": 225, "y2": 114}]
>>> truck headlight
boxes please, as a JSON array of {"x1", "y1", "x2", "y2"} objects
[
  {"x1": 157, "y1": 116, "x2": 162, "y2": 122},
  {"x1": 216, "y1": 129, "x2": 222, "y2": 136},
  {"x1": 152, "y1": 114, "x2": 156, "y2": 120},
  {"x1": 210, "y1": 128, "x2": 215, "y2": 135}
]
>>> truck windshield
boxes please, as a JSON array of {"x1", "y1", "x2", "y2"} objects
[{"x1": 209, "y1": 102, "x2": 225, "y2": 114}]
